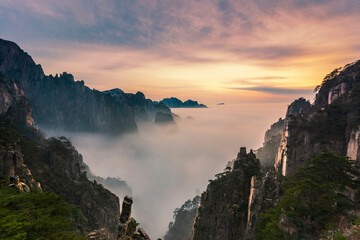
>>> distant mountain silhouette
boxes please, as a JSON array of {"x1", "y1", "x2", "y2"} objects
[{"x1": 157, "y1": 97, "x2": 207, "y2": 108}]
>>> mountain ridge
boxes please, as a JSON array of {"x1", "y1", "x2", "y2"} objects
[
  {"x1": 0, "y1": 38, "x2": 175, "y2": 134},
  {"x1": 157, "y1": 97, "x2": 207, "y2": 108}
]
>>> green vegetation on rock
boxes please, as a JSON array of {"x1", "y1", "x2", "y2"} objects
[
  {"x1": 257, "y1": 153, "x2": 360, "y2": 239},
  {"x1": 0, "y1": 177, "x2": 85, "y2": 240}
]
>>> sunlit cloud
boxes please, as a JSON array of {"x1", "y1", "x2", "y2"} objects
[
  {"x1": 1, "y1": 0, "x2": 360, "y2": 103},
  {"x1": 228, "y1": 86, "x2": 313, "y2": 95}
]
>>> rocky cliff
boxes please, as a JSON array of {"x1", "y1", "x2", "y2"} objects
[
  {"x1": 275, "y1": 60, "x2": 360, "y2": 176},
  {"x1": 192, "y1": 147, "x2": 260, "y2": 240},
  {"x1": 0, "y1": 73, "x2": 121, "y2": 238},
  {"x1": 0, "y1": 38, "x2": 137, "y2": 134},
  {"x1": 256, "y1": 118, "x2": 284, "y2": 167},
  {"x1": 256, "y1": 98, "x2": 312, "y2": 168}
]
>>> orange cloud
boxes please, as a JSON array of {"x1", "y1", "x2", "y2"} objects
[{"x1": 1, "y1": 0, "x2": 360, "y2": 104}]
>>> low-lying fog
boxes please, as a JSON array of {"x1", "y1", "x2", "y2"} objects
[{"x1": 44, "y1": 102, "x2": 287, "y2": 238}]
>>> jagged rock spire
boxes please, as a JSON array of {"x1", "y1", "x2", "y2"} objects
[{"x1": 117, "y1": 195, "x2": 133, "y2": 238}]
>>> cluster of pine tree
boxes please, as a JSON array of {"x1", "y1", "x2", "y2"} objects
[
  {"x1": 257, "y1": 153, "x2": 360, "y2": 239},
  {"x1": 0, "y1": 177, "x2": 85, "y2": 240}
]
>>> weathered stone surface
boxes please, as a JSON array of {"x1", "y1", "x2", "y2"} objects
[
  {"x1": 274, "y1": 120, "x2": 289, "y2": 176},
  {"x1": 347, "y1": 126, "x2": 360, "y2": 164},
  {"x1": 246, "y1": 171, "x2": 280, "y2": 237}
]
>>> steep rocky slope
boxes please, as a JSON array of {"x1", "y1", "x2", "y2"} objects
[
  {"x1": 0, "y1": 73, "x2": 120, "y2": 238},
  {"x1": 0, "y1": 38, "x2": 137, "y2": 134},
  {"x1": 192, "y1": 148, "x2": 260, "y2": 240}
]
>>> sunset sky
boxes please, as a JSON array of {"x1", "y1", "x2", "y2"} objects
[{"x1": 1, "y1": 0, "x2": 360, "y2": 104}]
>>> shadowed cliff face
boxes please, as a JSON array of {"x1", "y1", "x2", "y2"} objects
[
  {"x1": 275, "y1": 60, "x2": 360, "y2": 177},
  {"x1": 314, "y1": 60, "x2": 360, "y2": 108},
  {"x1": 0, "y1": 38, "x2": 137, "y2": 134},
  {"x1": 0, "y1": 74, "x2": 120, "y2": 239}
]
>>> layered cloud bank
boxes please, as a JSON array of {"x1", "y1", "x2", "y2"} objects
[
  {"x1": 44, "y1": 103, "x2": 288, "y2": 238},
  {"x1": 1, "y1": 0, "x2": 360, "y2": 102}
]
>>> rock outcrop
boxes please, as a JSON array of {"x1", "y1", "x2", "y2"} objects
[
  {"x1": 0, "y1": 38, "x2": 137, "y2": 134},
  {"x1": 192, "y1": 147, "x2": 260, "y2": 240},
  {"x1": 257, "y1": 98, "x2": 313, "y2": 168},
  {"x1": 256, "y1": 118, "x2": 284, "y2": 167},
  {"x1": 118, "y1": 195, "x2": 134, "y2": 237},
  {"x1": 285, "y1": 97, "x2": 312, "y2": 118},
  {"x1": 115, "y1": 195, "x2": 151, "y2": 240},
  {"x1": 274, "y1": 60, "x2": 360, "y2": 176},
  {"x1": 89, "y1": 228, "x2": 112, "y2": 240}
]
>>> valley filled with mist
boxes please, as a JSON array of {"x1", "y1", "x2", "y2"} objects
[
  {"x1": 2, "y1": 1, "x2": 360, "y2": 239},
  {"x1": 44, "y1": 103, "x2": 287, "y2": 238}
]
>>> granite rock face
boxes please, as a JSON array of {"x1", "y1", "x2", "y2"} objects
[
  {"x1": 192, "y1": 147, "x2": 260, "y2": 240},
  {"x1": 0, "y1": 38, "x2": 137, "y2": 134}
]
